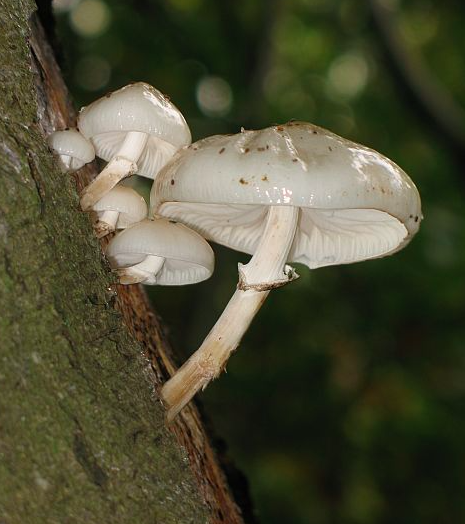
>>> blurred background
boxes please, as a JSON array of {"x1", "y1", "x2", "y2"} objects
[{"x1": 51, "y1": 0, "x2": 465, "y2": 522}]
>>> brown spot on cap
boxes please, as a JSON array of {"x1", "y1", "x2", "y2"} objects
[
  {"x1": 261, "y1": 176, "x2": 268, "y2": 182},
  {"x1": 292, "y1": 158, "x2": 298, "y2": 163},
  {"x1": 266, "y1": 145, "x2": 269, "y2": 149},
  {"x1": 169, "y1": 220, "x2": 177, "y2": 224},
  {"x1": 170, "y1": 179, "x2": 175, "y2": 185},
  {"x1": 276, "y1": 126, "x2": 284, "y2": 131},
  {"x1": 219, "y1": 147, "x2": 225, "y2": 154},
  {"x1": 244, "y1": 148, "x2": 250, "y2": 153},
  {"x1": 239, "y1": 178, "x2": 248, "y2": 185},
  {"x1": 414, "y1": 216, "x2": 419, "y2": 222},
  {"x1": 313, "y1": 130, "x2": 318, "y2": 134},
  {"x1": 257, "y1": 147, "x2": 265, "y2": 151},
  {"x1": 328, "y1": 146, "x2": 333, "y2": 151}
]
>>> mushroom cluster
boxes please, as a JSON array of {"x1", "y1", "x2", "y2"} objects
[
  {"x1": 48, "y1": 83, "x2": 422, "y2": 422},
  {"x1": 47, "y1": 82, "x2": 191, "y2": 238},
  {"x1": 78, "y1": 82, "x2": 191, "y2": 211}
]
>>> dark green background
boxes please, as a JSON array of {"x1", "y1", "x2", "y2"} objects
[{"x1": 54, "y1": 1, "x2": 465, "y2": 522}]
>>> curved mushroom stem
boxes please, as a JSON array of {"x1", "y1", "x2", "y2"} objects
[
  {"x1": 80, "y1": 131, "x2": 148, "y2": 211},
  {"x1": 59, "y1": 155, "x2": 72, "y2": 171},
  {"x1": 161, "y1": 205, "x2": 300, "y2": 421},
  {"x1": 93, "y1": 210, "x2": 120, "y2": 238},
  {"x1": 117, "y1": 254, "x2": 165, "y2": 284}
]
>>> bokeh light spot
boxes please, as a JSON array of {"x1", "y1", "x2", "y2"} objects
[
  {"x1": 52, "y1": 0, "x2": 79, "y2": 13},
  {"x1": 400, "y1": 10, "x2": 438, "y2": 46},
  {"x1": 196, "y1": 76, "x2": 233, "y2": 117},
  {"x1": 70, "y1": 0, "x2": 111, "y2": 38},
  {"x1": 74, "y1": 55, "x2": 111, "y2": 91},
  {"x1": 327, "y1": 51, "x2": 369, "y2": 99}
]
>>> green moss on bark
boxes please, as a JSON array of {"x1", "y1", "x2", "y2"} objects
[{"x1": 0, "y1": 2, "x2": 209, "y2": 522}]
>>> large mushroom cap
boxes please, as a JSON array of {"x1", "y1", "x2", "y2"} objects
[
  {"x1": 48, "y1": 129, "x2": 95, "y2": 171},
  {"x1": 151, "y1": 122, "x2": 422, "y2": 269},
  {"x1": 78, "y1": 82, "x2": 191, "y2": 178},
  {"x1": 92, "y1": 185, "x2": 147, "y2": 229},
  {"x1": 105, "y1": 219, "x2": 214, "y2": 285}
]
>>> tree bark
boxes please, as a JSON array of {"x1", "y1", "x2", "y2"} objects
[{"x1": 0, "y1": 2, "x2": 246, "y2": 523}]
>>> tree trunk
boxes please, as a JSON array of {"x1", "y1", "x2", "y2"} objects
[{"x1": 0, "y1": 2, "x2": 246, "y2": 523}]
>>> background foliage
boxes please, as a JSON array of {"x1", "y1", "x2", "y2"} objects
[{"x1": 53, "y1": 0, "x2": 465, "y2": 522}]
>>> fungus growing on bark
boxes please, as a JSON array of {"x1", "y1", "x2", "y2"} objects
[
  {"x1": 106, "y1": 218, "x2": 214, "y2": 285},
  {"x1": 91, "y1": 185, "x2": 148, "y2": 238},
  {"x1": 47, "y1": 128, "x2": 95, "y2": 172},
  {"x1": 150, "y1": 121, "x2": 422, "y2": 420},
  {"x1": 78, "y1": 82, "x2": 191, "y2": 211}
]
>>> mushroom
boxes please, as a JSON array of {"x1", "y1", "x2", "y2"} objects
[
  {"x1": 78, "y1": 82, "x2": 191, "y2": 211},
  {"x1": 150, "y1": 121, "x2": 422, "y2": 420},
  {"x1": 91, "y1": 185, "x2": 148, "y2": 238},
  {"x1": 105, "y1": 218, "x2": 214, "y2": 285},
  {"x1": 47, "y1": 128, "x2": 95, "y2": 172}
]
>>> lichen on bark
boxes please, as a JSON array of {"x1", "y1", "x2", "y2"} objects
[{"x1": 0, "y1": 2, "x2": 243, "y2": 523}]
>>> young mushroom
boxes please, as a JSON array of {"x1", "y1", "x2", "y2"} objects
[
  {"x1": 105, "y1": 218, "x2": 214, "y2": 285},
  {"x1": 78, "y1": 82, "x2": 191, "y2": 211},
  {"x1": 91, "y1": 185, "x2": 148, "y2": 238},
  {"x1": 47, "y1": 129, "x2": 95, "y2": 172},
  {"x1": 150, "y1": 121, "x2": 422, "y2": 420}
]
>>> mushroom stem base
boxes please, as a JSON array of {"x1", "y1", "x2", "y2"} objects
[
  {"x1": 116, "y1": 254, "x2": 165, "y2": 285},
  {"x1": 59, "y1": 154, "x2": 72, "y2": 171},
  {"x1": 93, "y1": 209, "x2": 119, "y2": 238},
  {"x1": 161, "y1": 287, "x2": 269, "y2": 421},
  {"x1": 161, "y1": 205, "x2": 299, "y2": 421}
]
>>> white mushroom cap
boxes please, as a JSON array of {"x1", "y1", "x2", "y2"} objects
[
  {"x1": 78, "y1": 82, "x2": 191, "y2": 179},
  {"x1": 151, "y1": 122, "x2": 422, "y2": 269},
  {"x1": 93, "y1": 185, "x2": 147, "y2": 228},
  {"x1": 91, "y1": 185, "x2": 148, "y2": 238},
  {"x1": 105, "y1": 218, "x2": 214, "y2": 285},
  {"x1": 48, "y1": 129, "x2": 95, "y2": 172}
]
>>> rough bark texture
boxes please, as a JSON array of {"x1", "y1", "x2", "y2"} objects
[{"x1": 0, "y1": 2, "x2": 245, "y2": 523}]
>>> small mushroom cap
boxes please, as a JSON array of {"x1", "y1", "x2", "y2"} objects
[
  {"x1": 151, "y1": 122, "x2": 422, "y2": 269},
  {"x1": 105, "y1": 218, "x2": 214, "y2": 285},
  {"x1": 48, "y1": 129, "x2": 95, "y2": 171},
  {"x1": 78, "y1": 82, "x2": 191, "y2": 178},
  {"x1": 92, "y1": 185, "x2": 147, "y2": 229}
]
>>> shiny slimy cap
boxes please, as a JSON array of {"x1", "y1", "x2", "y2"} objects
[
  {"x1": 78, "y1": 82, "x2": 191, "y2": 179},
  {"x1": 151, "y1": 122, "x2": 422, "y2": 269},
  {"x1": 106, "y1": 218, "x2": 214, "y2": 285},
  {"x1": 48, "y1": 128, "x2": 95, "y2": 172}
]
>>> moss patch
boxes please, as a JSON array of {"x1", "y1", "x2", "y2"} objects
[{"x1": 0, "y1": 3, "x2": 209, "y2": 522}]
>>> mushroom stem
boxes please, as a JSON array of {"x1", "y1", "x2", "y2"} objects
[
  {"x1": 161, "y1": 205, "x2": 299, "y2": 421},
  {"x1": 80, "y1": 131, "x2": 149, "y2": 211},
  {"x1": 93, "y1": 210, "x2": 120, "y2": 238},
  {"x1": 60, "y1": 155, "x2": 72, "y2": 170},
  {"x1": 117, "y1": 254, "x2": 165, "y2": 284}
]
